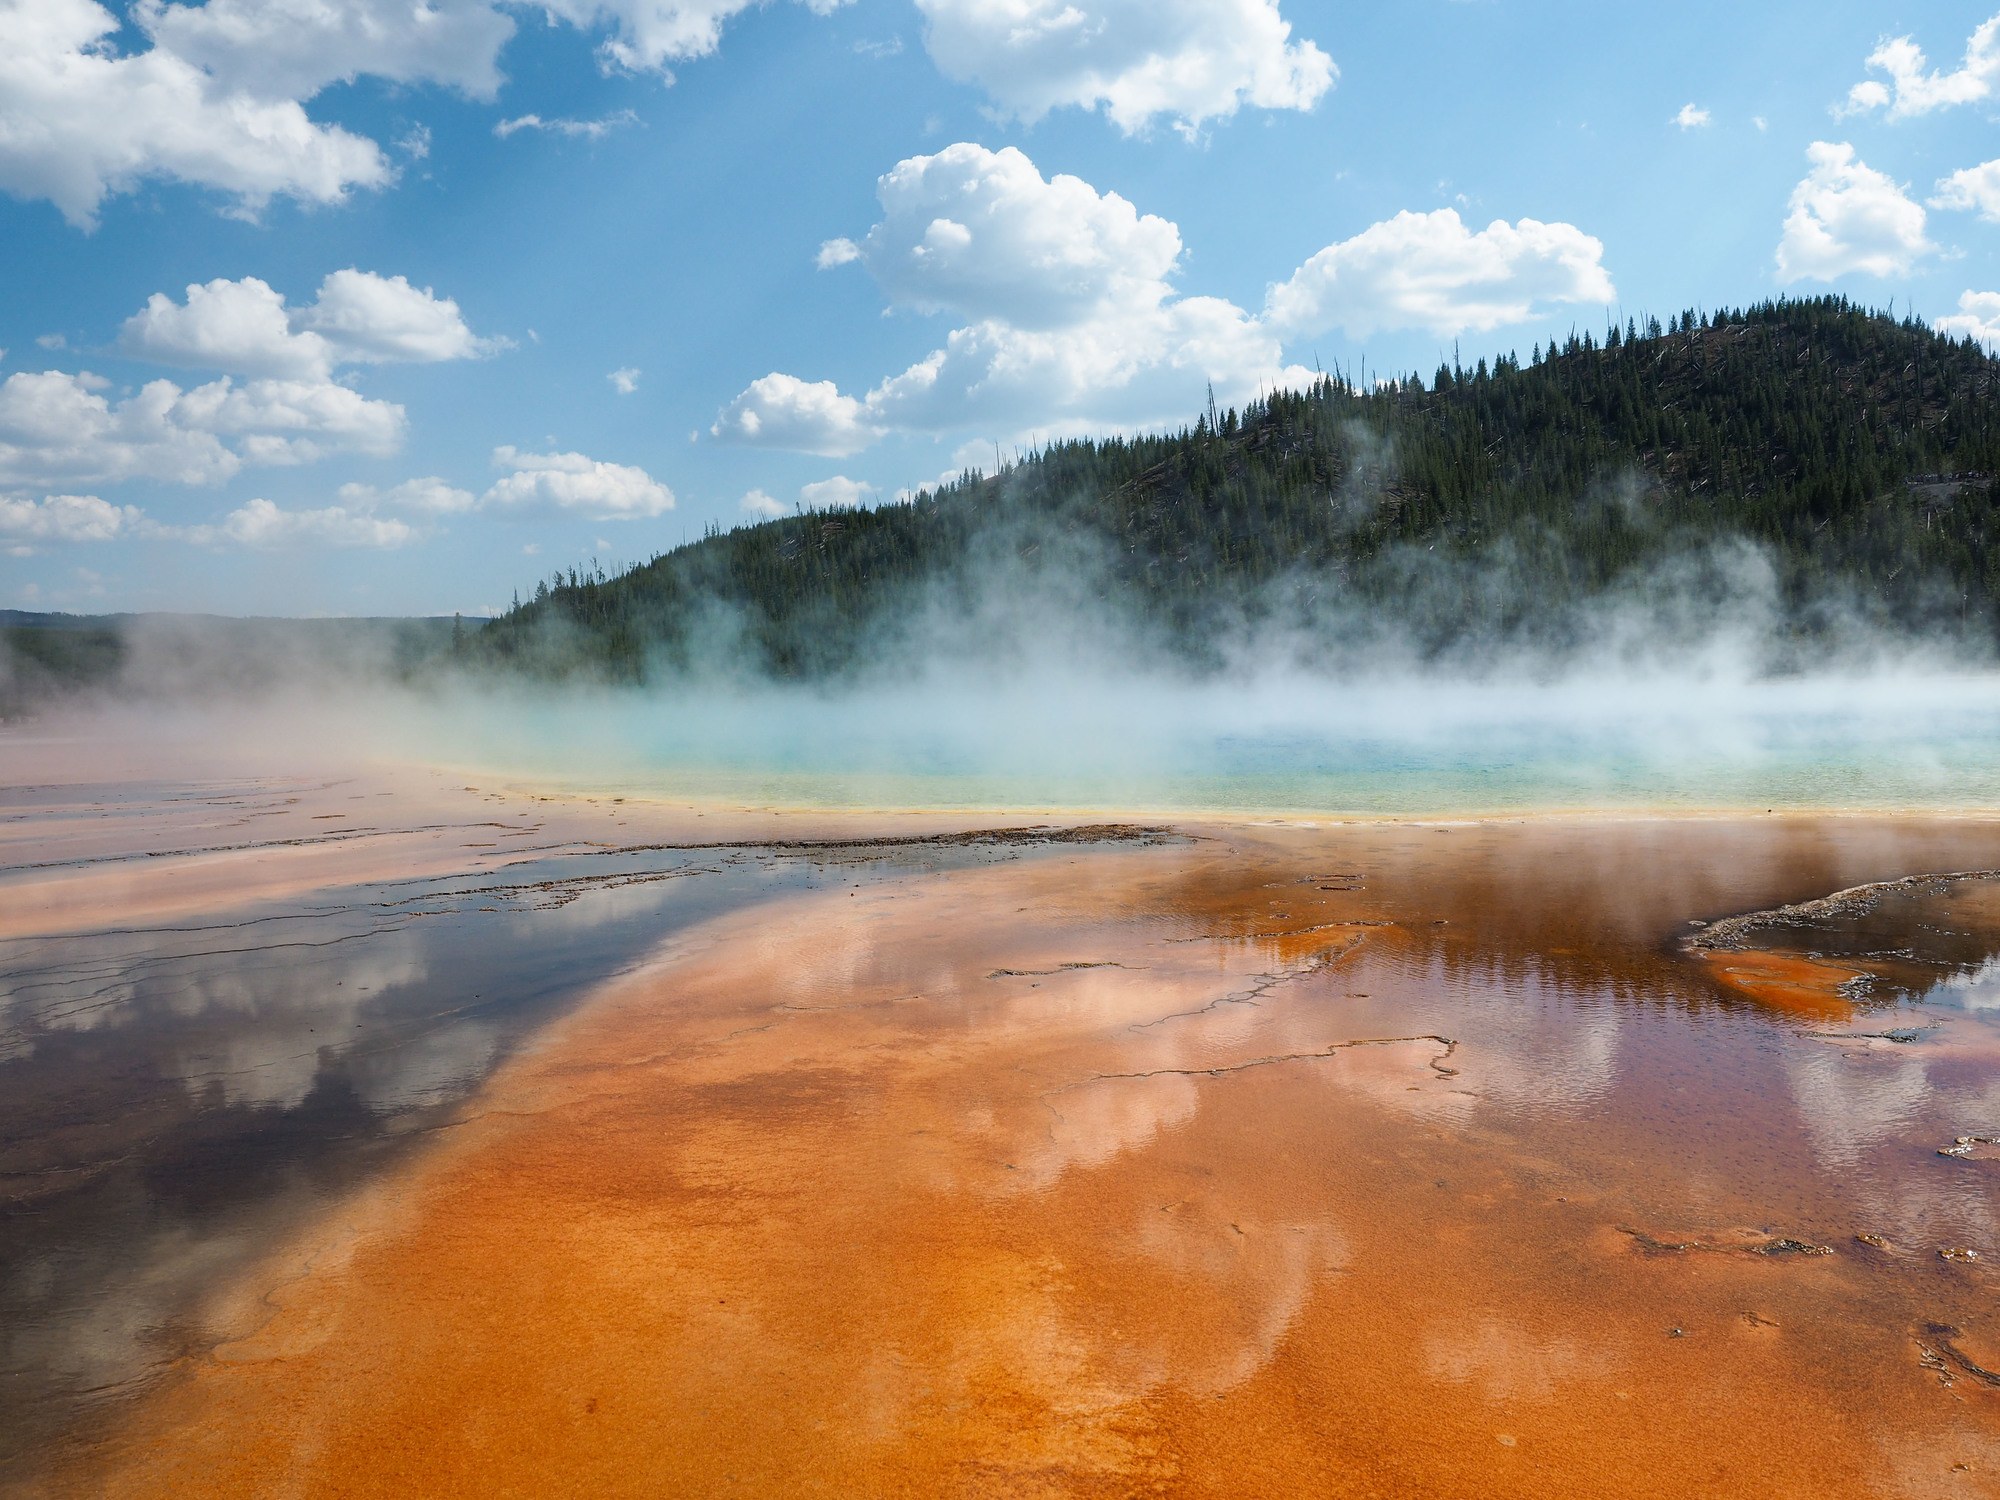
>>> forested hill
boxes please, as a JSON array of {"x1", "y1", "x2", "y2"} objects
[{"x1": 476, "y1": 296, "x2": 2000, "y2": 679}]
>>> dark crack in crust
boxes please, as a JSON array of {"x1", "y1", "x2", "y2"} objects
[
  {"x1": 1918, "y1": 1324, "x2": 2000, "y2": 1390},
  {"x1": 1048, "y1": 1034, "x2": 1459, "y2": 1093},
  {"x1": 606, "y1": 823, "x2": 1178, "y2": 857},
  {"x1": 1619, "y1": 1228, "x2": 1834, "y2": 1259}
]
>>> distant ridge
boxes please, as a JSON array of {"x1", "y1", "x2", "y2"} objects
[
  {"x1": 10, "y1": 296, "x2": 2000, "y2": 711},
  {"x1": 474, "y1": 296, "x2": 2000, "y2": 680},
  {"x1": 0, "y1": 610, "x2": 119, "y2": 631},
  {"x1": 0, "y1": 614, "x2": 457, "y2": 717},
  {"x1": 0, "y1": 611, "x2": 456, "y2": 629}
]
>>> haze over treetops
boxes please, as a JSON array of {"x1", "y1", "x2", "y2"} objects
[{"x1": 477, "y1": 298, "x2": 2000, "y2": 680}]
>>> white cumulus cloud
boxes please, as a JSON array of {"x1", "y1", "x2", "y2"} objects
[
  {"x1": 0, "y1": 0, "x2": 392, "y2": 229},
  {"x1": 1776, "y1": 141, "x2": 1934, "y2": 283},
  {"x1": 338, "y1": 476, "x2": 477, "y2": 514},
  {"x1": 1841, "y1": 15, "x2": 2000, "y2": 119},
  {"x1": 0, "y1": 492, "x2": 145, "y2": 543},
  {"x1": 852, "y1": 143, "x2": 1183, "y2": 329},
  {"x1": 1937, "y1": 290, "x2": 2000, "y2": 352},
  {"x1": 2, "y1": 0, "x2": 842, "y2": 227},
  {"x1": 608, "y1": 366, "x2": 642, "y2": 395},
  {"x1": 0, "y1": 368, "x2": 403, "y2": 488},
  {"x1": 712, "y1": 373, "x2": 881, "y2": 457},
  {"x1": 121, "y1": 276, "x2": 331, "y2": 379},
  {"x1": 1265, "y1": 208, "x2": 1614, "y2": 340},
  {"x1": 1843, "y1": 81, "x2": 1891, "y2": 114},
  {"x1": 715, "y1": 143, "x2": 1313, "y2": 454},
  {"x1": 864, "y1": 293, "x2": 1294, "y2": 438},
  {"x1": 1932, "y1": 159, "x2": 2000, "y2": 222},
  {"x1": 493, "y1": 110, "x2": 640, "y2": 140},
  {"x1": 207, "y1": 496, "x2": 417, "y2": 549},
  {"x1": 532, "y1": 0, "x2": 848, "y2": 74},
  {"x1": 482, "y1": 446, "x2": 675, "y2": 518},
  {"x1": 716, "y1": 149, "x2": 1614, "y2": 455},
  {"x1": 740, "y1": 488, "x2": 787, "y2": 517},
  {"x1": 169, "y1": 376, "x2": 404, "y2": 467},
  {"x1": 0, "y1": 371, "x2": 226, "y2": 487},
  {"x1": 1674, "y1": 103, "x2": 1710, "y2": 129},
  {"x1": 138, "y1": 0, "x2": 515, "y2": 103},
  {"x1": 799, "y1": 475, "x2": 875, "y2": 509},
  {"x1": 916, "y1": 0, "x2": 1334, "y2": 135},
  {"x1": 121, "y1": 270, "x2": 499, "y2": 377},
  {"x1": 816, "y1": 237, "x2": 861, "y2": 269},
  {"x1": 296, "y1": 269, "x2": 499, "y2": 364}
]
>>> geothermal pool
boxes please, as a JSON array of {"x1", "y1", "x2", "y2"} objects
[
  {"x1": 389, "y1": 669, "x2": 2000, "y2": 815},
  {"x1": 3, "y1": 721, "x2": 2000, "y2": 1497}
]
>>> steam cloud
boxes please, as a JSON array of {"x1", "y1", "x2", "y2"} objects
[{"x1": 7, "y1": 484, "x2": 2000, "y2": 815}]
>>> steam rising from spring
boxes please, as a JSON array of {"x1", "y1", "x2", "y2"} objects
[{"x1": 7, "y1": 474, "x2": 2000, "y2": 813}]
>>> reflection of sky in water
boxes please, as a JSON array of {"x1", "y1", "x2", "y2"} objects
[
  {"x1": 1425, "y1": 1316, "x2": 1617, "y2": 1404},
  {"x1": 1773, "y1": 922, "x2": 2000, "y2": 1244},
  {"x1": 960, "y1": 915, "x2": 1998, "y2": 1412},
  {"x1": 1019, "y1": 904, "x2": 2000, "y2": 1392},
  {"x1": 0, "y1": 841, "x2": 976, "y2": 1471},
  {"x1": 1781, "y1": 1036, "x2": 2000, "y2": 1247},
  {"x1": 1927, "y1": 957, "x2": 2000, "y2": 1012},
  {"x1": 13, "y1": 799, "x2": 2000, "y2": 1472}
]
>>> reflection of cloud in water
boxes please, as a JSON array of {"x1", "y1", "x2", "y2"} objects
[
  {"x1": 10, "y1": 981, "x2": 136, "y2": 1042},
  {"x1": 1023, "y1": 1071, "x2": 1349, "y2": 1400},
  {"x1": 1419, "y1": 961, "x2": 1624, "y2": 1115},
  {"x1": 1461, "y1": 1008, "x2": 1622, "y2": 1115},
  {"x1": 1301, "y1": 1037, "x2": 1480, "y2": 1127},
  {"x1": 166, "y1": 939, "x2": 429, "y2": 1109},
  {"x1": 991, "y1": 957, "x2": 1630, "y2": 1403},
  {"x1": 763, "y1": 894, "x2": 974, "y2": 1017},
  {"x1": 1268, "y1": 964, "x2": 1623, "y2": 1128},
  {"x1": 1784, "y1": 1047, "x2": 1933, "y2": 1171},
  {"x1": 347, "y1": 1019, "x2": 501, "y2": 1113},
  {"x1": 1782, "y1": 1032, "x2": 2000, "y2": 1245},
  {"x1": 2, "y1": 1179, "x2": 321, "y2": 1421},
  {"x1": 1424, "y1": 1315, "x2": 1617, "y2": 1403},
  {"x1": 767, "y1": 909, "x2": 895, "y2": 1003},
  {"x1": 531, "y1": 874, "x2": 730, "y2": 936},
  {"x1": 0, "y1": 816, "x2": 841, "y2": 1470},
  {"x1": 1121, "y1": 1206, "x2": 1347, "y2": 1398},
  {"x1": 38, "y1": 893, "x2": 661, "y2": 1114},
  {"x1": 987, "y1": 950, "x2": 1619, "y2": 1191},
  {"x1": 1027, "y1": 1072, "x2": 1200, "y2": 1188},
  {"x1": 1930, "y1": 958, "x2": 2000, "y2": 1012}
]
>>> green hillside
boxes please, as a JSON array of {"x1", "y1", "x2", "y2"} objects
[{"x1": 200, "y1": 297, "x2": 2000, "y2": 681}]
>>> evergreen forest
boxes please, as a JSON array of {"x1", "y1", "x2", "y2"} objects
[
  {"x1": 10, "y1": 295, "x2": 2000, "y2": 716},
  {"x1": 475, "y1": 297, "x2": 2000, "y2": 681}
]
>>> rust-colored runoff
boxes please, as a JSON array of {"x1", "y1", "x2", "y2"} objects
[{"x1": 35, "y1": 814, "x2": 2000, "y2": 1497}]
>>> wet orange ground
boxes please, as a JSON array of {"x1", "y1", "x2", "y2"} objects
[
  {"x1": 19, "y1": 812, "x2": 2000, "y2": 1497},
  {"x1": 1691, "y1": 948, "x2": 1868, "y2": 1019}
]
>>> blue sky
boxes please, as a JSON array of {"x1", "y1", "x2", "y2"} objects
[{"x1": 4, "y1": 0, "x2": 2000, "y2": 617}]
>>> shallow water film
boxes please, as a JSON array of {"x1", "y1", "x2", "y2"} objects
[{"x1": 4, "y1": 742, "x2": 2000, "y2": 1496}]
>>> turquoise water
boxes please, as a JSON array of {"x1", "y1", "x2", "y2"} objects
[{"x1": 414, "y1": 672, "x2": 2000, "y2": 815}]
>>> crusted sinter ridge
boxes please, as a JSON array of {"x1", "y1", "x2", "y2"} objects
[{"x1": 1685, "y1": 870, "x2": 2000, "y2": 953}]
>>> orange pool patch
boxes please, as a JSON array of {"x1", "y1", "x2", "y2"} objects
[{"x1": 1693, "y1": 947, "x2": 1865, "y2": 1020}]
